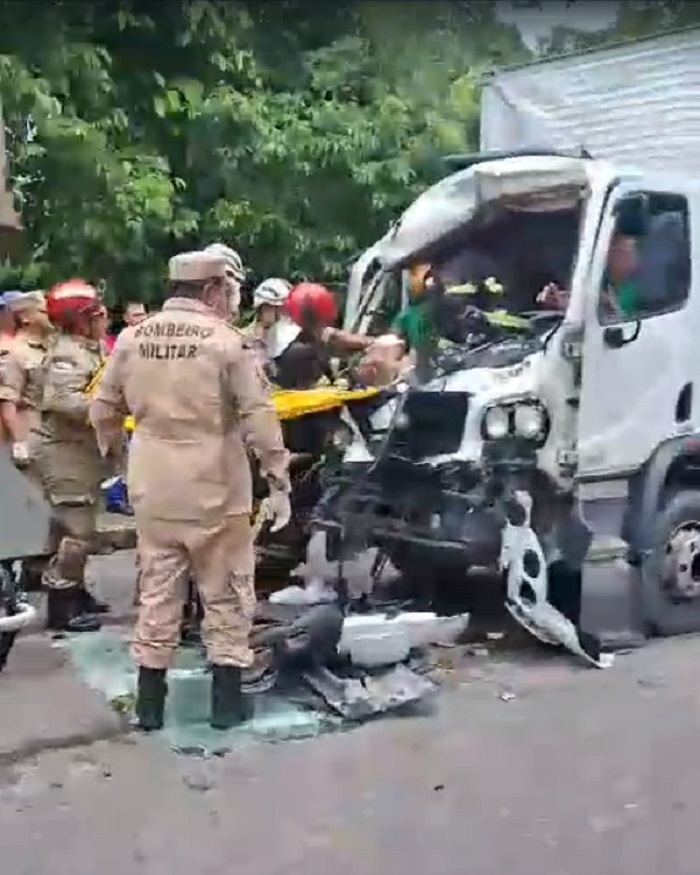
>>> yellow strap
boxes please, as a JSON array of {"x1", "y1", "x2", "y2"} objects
[{"x1": 483, "y1": 311, "x2": 531, "y2": 330}]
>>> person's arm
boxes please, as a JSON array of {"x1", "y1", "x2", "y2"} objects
[
  {"x1": 0, "y1": 349, "x2": 28, "y2": 449},
  {"x1": 225, "y1": 339, "x2": 290, "y2": 494},
  {"x1": 89, "y1": 345, "x2": 129, "y2": 457},
  {"x1": 321, "y1": 326, "x2": 373, "y2": 355},
  {"x1": 599, "y1": 287, "x2": 624, "y2": 321}
]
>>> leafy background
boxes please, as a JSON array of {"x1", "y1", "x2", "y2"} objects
[{"x1": 0, "y1": 0, "x2": 696, "y2": 309}]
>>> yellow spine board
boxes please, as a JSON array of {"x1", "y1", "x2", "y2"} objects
[{"x1": 87, "y1": 361, "x2": 381, "y2": 433}]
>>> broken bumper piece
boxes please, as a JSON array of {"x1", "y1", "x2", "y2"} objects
[
  {"x1": 302, "y1": 663, "x2": 438, "y2": 721},
  {"x1": 499, "y1": 490, "x2": 614, "y2": 669}
]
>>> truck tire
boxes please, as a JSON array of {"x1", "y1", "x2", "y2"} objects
[{"x1": 641, "y1": 489, "x2": 700, "y2": 636}]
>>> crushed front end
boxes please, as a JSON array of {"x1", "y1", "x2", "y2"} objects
[
  {"x1": 314, "y1": 388, "x2": 503, "y2": 576},
  {"x1": 314, "y1": 380, "x2": 621, "y2": 668}
]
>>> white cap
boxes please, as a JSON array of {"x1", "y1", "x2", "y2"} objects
[
  {"x1": 168, "y1": 251, "x2": 227, "y2": 282},
  {"x1": 253, "y1": 277, "x2": 291, "y2": 309},
  {"x1": 204, "y1": 243, "x2": 245, "y2": 281}
]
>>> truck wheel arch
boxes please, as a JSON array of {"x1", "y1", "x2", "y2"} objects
[{"x1": 624, "y1": 436, "x2": 700, "y2": 557}]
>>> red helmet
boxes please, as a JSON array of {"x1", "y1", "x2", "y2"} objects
[
  {"x1": 47, "y1": 280, "x2": 101, "y2": 329},
  {"x1": 285, "y1": 282, "x2": 337, "y2": 327}
]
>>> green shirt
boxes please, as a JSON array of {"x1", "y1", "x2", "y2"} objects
[
  {"x1": 391, "y1": 300, "x2": 434, "y2": 352},
  {"x1": 614, "y1": 278, "x2": 640, "y2": 319}
]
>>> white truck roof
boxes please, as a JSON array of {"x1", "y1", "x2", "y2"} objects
[{"x1": 480, "y1": 27, "x2": 700, "y2": 174}]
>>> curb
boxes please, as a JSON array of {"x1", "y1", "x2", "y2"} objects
[{"x1": 0, "y1": 721, "x2": 131, "y2": 767}]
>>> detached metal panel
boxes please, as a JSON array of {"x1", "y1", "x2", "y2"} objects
[
  {"x1": 0, "y1": 453, "x2": 51, "y2": 561},
  {"x1": 480, "y1": 28, "x2": 700, "y2": 173}
]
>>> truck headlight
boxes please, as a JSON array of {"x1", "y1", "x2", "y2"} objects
[
  {"x1": 483, "y1": 405, "x2": 510, "y2": 439},
  {"x1": 481, "y1": 400, "x2": 550, "y2": 444},
  {"x1": 513, "y1": 403, "x2": 546, "y2": 440}
]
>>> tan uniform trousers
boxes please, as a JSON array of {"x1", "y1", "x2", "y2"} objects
[
  {"x1": 17, "y1": 436, "x2": 53, "y2": 579},
  {"x1": 133, "y1": 513, "x2": 256, "y2": 670},
  {"x1": 39, "y1": 438, "x2": 103, "y2": 590},
  {"x1": 42, "y1": 504, "x2": 98, "y2": 590}
]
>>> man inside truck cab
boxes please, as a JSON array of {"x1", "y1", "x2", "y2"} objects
[
  {"x1": 389, "y1": 262, "x2": 436, "y2": 356},
  {"x1": 538, "y1": 231, "x2": 641, "y2": 320}
]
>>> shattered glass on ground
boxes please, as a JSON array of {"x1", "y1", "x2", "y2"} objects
[
  {"x1": 57, "y1": 630, "x2": 341, "y2": 755},
  {"x1": 57, "y1": 628, "x2": 440, "y2": 756}
]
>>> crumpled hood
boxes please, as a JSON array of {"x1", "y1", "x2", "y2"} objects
[
  {"x1": 418, "y1": 349, "x2": 547, "y2": 466},
  {"x1": 422, "y1": 349, "x2": 543, "y2": 399}
]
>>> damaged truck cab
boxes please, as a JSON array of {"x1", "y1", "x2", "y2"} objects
[{"x1": 317, "y1": 151, "x2": 700, "y2": 664}]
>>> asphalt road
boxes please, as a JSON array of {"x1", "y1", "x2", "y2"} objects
[{"x1": 2, "y1": 550, "x2": 700, "y2": 875}]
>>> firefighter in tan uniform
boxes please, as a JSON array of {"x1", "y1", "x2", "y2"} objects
[
  {"x1": 0, "y1": 291, "x2": 51, "y2": 473},
  {"x1": 90, "y1": 251, "x2": 291, "y2": 732},
  {"x1": 40, "y1": 280, "x2": 112, "y2": 633},
  {"x1": 0, "y1": 291, "x2": 53, "y2": 589}
]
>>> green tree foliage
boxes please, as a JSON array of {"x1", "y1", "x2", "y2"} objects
[
  {"x1": 0, "y1": 1, "x2": 692, "y2": 305},
  {"x1": 0, "y1": 0, "x2": 531, "y2": 303}
]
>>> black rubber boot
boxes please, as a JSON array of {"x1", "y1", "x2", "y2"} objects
[
  {"x1": 46, "y1": 588, "x2": 101, "y2": 633},
  {"x1": 135, "y1": 667, "x2": 167, "y2": 731},
  {"x1": 210, "y1": 665, "x2": 253, "y2": 730},
  {"x1": 78, "y1": 587, "x2": 111, "y2": 615}
]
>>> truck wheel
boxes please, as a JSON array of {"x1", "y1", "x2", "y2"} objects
[{"x1": 642, "y1": 490, "x2": 700, "y2": 636}]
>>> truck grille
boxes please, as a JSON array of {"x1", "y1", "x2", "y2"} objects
[{"x1": 389, "y1": 391, "x2": 470, "y2": 461}]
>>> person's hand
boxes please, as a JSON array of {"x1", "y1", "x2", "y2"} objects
[
  {"x1": 11, "y1": 441, "x2": 29, "y2": 466},
  {"x1": 599, "y1": 288, "x2": 623, "y2": 319},
  {"x1": 537, "y1": 283, "x2": 569, "y2": 310},
  {"x1": 266, "y1": 488, "x2": 292, "y2": 533}
]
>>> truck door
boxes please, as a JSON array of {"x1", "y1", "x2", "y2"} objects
[{"x1": 577, "y1": 181, "x2": 699, "y2": 479}]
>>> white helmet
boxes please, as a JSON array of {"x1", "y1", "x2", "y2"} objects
[
  {"x1": 253, "y1": 277, "x2": 291, "y2": 309},
  {"x1": 204, "y1": 243, "x2": 245, "y2": 282}
]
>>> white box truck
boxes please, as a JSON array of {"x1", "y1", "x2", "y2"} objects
[
  {"x1": 480, "y1": 26, "x2": 700, "y2": 171},
  {"x1": 328, "y1": 29, "x2": 700, "y2": 664}
]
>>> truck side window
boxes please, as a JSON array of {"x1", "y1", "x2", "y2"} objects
[{"x1": 598, "y1": 193, "x2": 690, "y2": 325}]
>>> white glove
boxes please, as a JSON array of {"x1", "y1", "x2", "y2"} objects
[
  {"x1": 11, "y1": 441, "x2": 29, "y2": 466},
  {"x1": 266, "y1": 488, "x2": 291, "y2": 533}
]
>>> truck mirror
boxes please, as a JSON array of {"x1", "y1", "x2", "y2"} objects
[
  {"x1": 613, "y1": 193, "x2": 650, "y2": 236},
  {"x1": 603, "y1": 322, "x2": 641, "y2": 349},
  {"x1": 603, "y1": 326, "x2": 625, "y2": 349}
]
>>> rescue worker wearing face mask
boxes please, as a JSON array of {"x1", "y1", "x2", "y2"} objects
[
  {"x1": 40, "y1": 280, "x2": 112, "y2": 633},
  {"x1": 0, "y1": 291, "x2": 52, "y2": 472},
  {"x1": 203, "y1": 242, "x2": 246, "y2": 322},
  {"x1": 275, "y1": 282, "x2": 374, "y2": 390},
  {"x1": 241, "y1": 277, "x2": 294, "y2": 374},
  {"x1": 90, "y1": 251, "x2": 291, "y2": 732},
  {"x1": 131, "y1": 241, "x2": 248, "y2": 614}
]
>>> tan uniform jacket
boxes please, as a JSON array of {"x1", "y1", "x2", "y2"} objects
[
  {"x1": 40, "y1": 334, "x2": 106, "y2": 504},
  {"x1": 0, "y1": 333, "x2": 17, "y2": 445},
  {"x1": 240, "y1": 320, "x2": 271, "y2": 374},
  {"x1": 90, "y1": 297, "x2": 290, "y2": 523},
  {"x1": 0, "y1": 332, "x2": 47, "y2": 454}
]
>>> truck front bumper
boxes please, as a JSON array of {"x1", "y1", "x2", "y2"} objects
[{"x1": 313, "y1": 459, "x2": 503, "y2": 569}]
